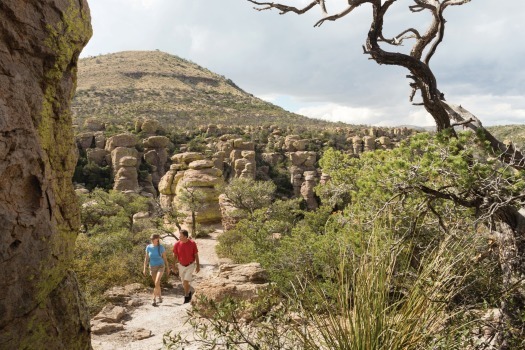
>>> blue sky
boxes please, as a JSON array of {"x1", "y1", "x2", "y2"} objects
[{"x1": 81, "y1": 0, "x2": 525, "y2": 127}]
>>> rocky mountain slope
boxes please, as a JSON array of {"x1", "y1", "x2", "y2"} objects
[
  {"x1": 487, "y1": 125, "x2": 525, "y2": 150},
  {"x1": 73, "y1": 51, "x2": 336, "y2": 131}
]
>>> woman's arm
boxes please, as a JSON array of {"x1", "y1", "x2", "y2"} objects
[{"x1": 143, "y1": 251, "x2": 149, "y2": 276}]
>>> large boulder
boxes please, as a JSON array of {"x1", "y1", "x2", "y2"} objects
[
  {"x1": 300, "y1": 171, "x2": 319, "y2": 210},
  {"x1": 261, "y1": 152, "x2": 284, "y2": 167},
  {"x1": 171, "y1": 152, "x2": 204, "y2": 167},
  {"x1": 284, "y1": 135, "x2": 308, "y2": 152},
  {"x1": 114, "y1": 164, "x2": 139, "y2": 192},
  {"x1": 158, "y1": 154, "x2": 224, "y2": 224},
  {"x1": 0, "y1": 0, "x2": 92, "y2": 348},
  {"x1": 111, "y1": 147, "x2": 139, "y2": 176},
  {"x1": 76, "y1": 132, "x2": 94, "y2": 150},
  {"x1": 196, "y1": 263, "x2": 269, "y2": 303},
  {"x1": 87, "y1": 148, "x2": 109, "y2": 166},
  {"x1": 84, "y1": 117, "x2": 105, "y2": 132},
  {"x1": 105, "y1": 133, "x2": 138, "y2": 152},
  {"x1": 143, "y1": 135, "x2": 169, "y2": 149},
  {"x1": 94, "y1": 131, "x2": 106, "y2": 149},
  {"x1": 141, "y1": 119, "x2": 159, "y2": 134}
]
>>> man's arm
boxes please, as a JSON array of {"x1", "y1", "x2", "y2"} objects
[
  {"x1": 162, "y1": 250, "x2": 170, "y2": 277},
  {"x1": 172, "y1": 245, "x2": 179, "y2": 274},
  {"x1": 194, "y1": 248, "x2": 200, "y2": 273}
]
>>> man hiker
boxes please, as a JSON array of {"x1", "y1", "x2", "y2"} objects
[{"x1": 172, "y1": 229, "x2": 200, "y2": 303}]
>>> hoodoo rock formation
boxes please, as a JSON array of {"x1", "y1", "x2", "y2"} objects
[
  {"x1": 158, "y1": 153, "x2": 224, "y2": 225},
  {"x1": 0, "y1": 0, "x2": 92, "y2": 348}
]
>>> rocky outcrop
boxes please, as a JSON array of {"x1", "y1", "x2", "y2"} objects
[
  {"x1": 300, "y1": 171, "x2": 319, "y2": 210},
  {"x1": 284, "y1": 135, "x2": 308, "y2": 152},
  {"x1": 114, "y1": 156, "x2": 140, "y2": 192},
  {"x1": 158, "y1": 153, "x2": 224, "y2": 224},
  {"x1": 196, "y1": 263, "x2": 269, "y2": 303},
  {"x1": 378, "y1": 136, "x2": 392, "y2": 150},
  {"x1": 84, "y1": 117, "x2": 105, "y2": 132},
  {"x1": 218, "y1": 193, "x2": 239, "y2": 231},
  {"x1": 352, "y1": 136, "x2": 363, "y2": 155},
  {"x1": 228, "y1": 139, "x2": 256, "y2": 180},
  {"x1": 104, "y1": 133, "x2": 143, "y2": 192},
  {"x1": 0, "y1": 0, "x2": 92, "y2": 348},
  {"x1": 135, "y1": 118, "x2": 160, "y2": 135},
  {"x1": 288, "y1": 151, "x2": 317, "y2": 199},
  {"x1": 77, "y1": 131, "x2": 95, "y2": 150},
  {"x1": 105, "y1": 133, "x2": 138, "y2": 153},
  {"x1": 143, "y1": 135, "x2": 169, "y2": 187}
]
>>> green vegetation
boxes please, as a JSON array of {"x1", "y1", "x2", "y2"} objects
[
  {"x1": 176, "y1": 185, "x2": 208, "y2": 237},
  {"x1": 487, "y1": 124, "x2": 525, "y2": 149},
  {"x1": 69, "y1": 51, "x2": 525, "y2": 349},
  {"x1": 171, "y1": 131, "x2": 524, "y2": 348},
  {"x1": 75, "y1": 189, "x2": 171, "y2": 314},
  {"x1": 222, "y1": 177, "x2": 276, "y2": 216}
]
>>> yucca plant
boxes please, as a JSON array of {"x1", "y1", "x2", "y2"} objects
[{"x1": 295, "y1": 234, "x2": 476, "y2": 350}]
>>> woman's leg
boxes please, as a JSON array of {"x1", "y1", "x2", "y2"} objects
[
  {"x1": 154, "y1": 270, "x2": 164, "y2": 298},
  {"x1": 150, "y1": 271, "x2": 159, "y2": 300}
]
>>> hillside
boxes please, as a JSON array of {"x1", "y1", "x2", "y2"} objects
[
  {"x1": 73, "y1": 51, "x2": 336, "y2": 131},
  {"x1": 487, "y1": 125, "x2": 525, "y2": 150}
]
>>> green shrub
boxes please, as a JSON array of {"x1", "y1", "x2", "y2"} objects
[{"x1": 74, "y1": 189, "x2": 165, "y2": 314}]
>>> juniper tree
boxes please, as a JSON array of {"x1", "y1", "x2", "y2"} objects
[{"x1": 247, "y1": 0, "x2": 525, "y2": 345}]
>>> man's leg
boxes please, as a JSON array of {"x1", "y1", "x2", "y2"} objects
[{"x1": 183, "y1": 280, "x2": 190, "y2": 296}]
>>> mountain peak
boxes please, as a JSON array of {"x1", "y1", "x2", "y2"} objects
[{"x1": 73, "y1": 50, "x2": 330, "y2": 131}]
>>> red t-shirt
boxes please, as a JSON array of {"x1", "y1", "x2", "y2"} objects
[{"x1": 173, "y1": 240, "x2": 198, "y2": 266}]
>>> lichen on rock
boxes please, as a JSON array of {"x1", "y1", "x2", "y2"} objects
[{"x1": 0, "y1": 0, "x2": 92, "y2": 348}]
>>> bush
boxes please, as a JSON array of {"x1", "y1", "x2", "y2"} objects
[{"x1": 74, "y1": 189, "x2": 168, "y2": 314}]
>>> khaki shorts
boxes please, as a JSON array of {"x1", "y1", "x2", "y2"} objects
[
  {"x1": 178, "y1": 262, "x2": 195, "y2": 282},
  {"x1": 150, "y1": 265, "x2": 165, "y2": 276}
]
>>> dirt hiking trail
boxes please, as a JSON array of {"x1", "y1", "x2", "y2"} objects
[{"x1": 91, "y1": 227, "x2": 222, "y2": 350}]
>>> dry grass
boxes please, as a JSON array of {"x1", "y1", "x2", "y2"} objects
[{"x1": 73, "y1": 51, "x2": 331, "y2": 131}]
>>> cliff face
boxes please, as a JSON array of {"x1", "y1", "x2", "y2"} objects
[{"x1": 0, "y1": 0, "x2": 92, "y2": 348}]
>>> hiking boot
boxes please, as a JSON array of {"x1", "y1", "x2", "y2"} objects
[
  {"x1": 188, "y1": 291, "x2": 193, "y2": 302},
  {"x1": 152, "y1": 299, "x2": 157, "y2": 307},
  {"x1": 183, "y1": 295, "x2": 190, "y2": 304}
]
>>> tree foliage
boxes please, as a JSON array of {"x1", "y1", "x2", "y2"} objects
[
  {"x1": 223, "y1": 177, "x2": 277, "y2": 216},
  {"x1": 75, "y1": 189, "x2": 165, "y2": 314}
]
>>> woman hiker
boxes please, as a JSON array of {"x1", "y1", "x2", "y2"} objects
[
  {"x1": 172, "y1": 229, "x2": 200, "y2": 304},
  {"x1": 143, "y1": 233, "x2": 170, "y2": 306}
]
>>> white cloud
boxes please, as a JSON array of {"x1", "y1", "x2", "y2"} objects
[
  {"x1": 452, "y1": 94, "x2": 525, "y2": 126},
  {"x1": 81, "y1": 0, "x2": 525, "y2": 127},
  {"x1": 297, "y1": 103, "x2": 383, "y2": 124}
]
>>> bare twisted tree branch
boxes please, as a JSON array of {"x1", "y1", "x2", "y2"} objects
[{"x1": 247, "y1": 0, "x2": 525, "y2": 169}]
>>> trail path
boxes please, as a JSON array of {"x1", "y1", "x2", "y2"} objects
[{"x1": 91, "y1": 227, "x2": 222, "y2": 350}]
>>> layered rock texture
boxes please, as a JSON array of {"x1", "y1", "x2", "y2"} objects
[
  {"x1": 196, "y1": 263, "x2": 269, "y2": 303},
  {"x1": 159, "y1": 153, "x2": 224, "y2": 224},
  {"x1": 0, "y1": 0, "x2": 92, "y2": 348}
]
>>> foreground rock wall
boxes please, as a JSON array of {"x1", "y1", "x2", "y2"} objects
[{"x1": 0, "y1": 1, "x2": 92, "y2": 348}]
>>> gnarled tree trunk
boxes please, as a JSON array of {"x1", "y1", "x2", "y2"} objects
[
  {"x1": 0, "y1": 0, "x2": 92, "y2": 348},
  {"x1": 494, "y1": 207, "x2": 525, "y2": 348}
]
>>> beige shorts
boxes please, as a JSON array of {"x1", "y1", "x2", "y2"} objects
[
  {"x1": 150, "y1": 265, "x2": 165, "y2": 276},
  {"x1": 178, "y1": 262, "x2": 195, "y2": 282}
]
